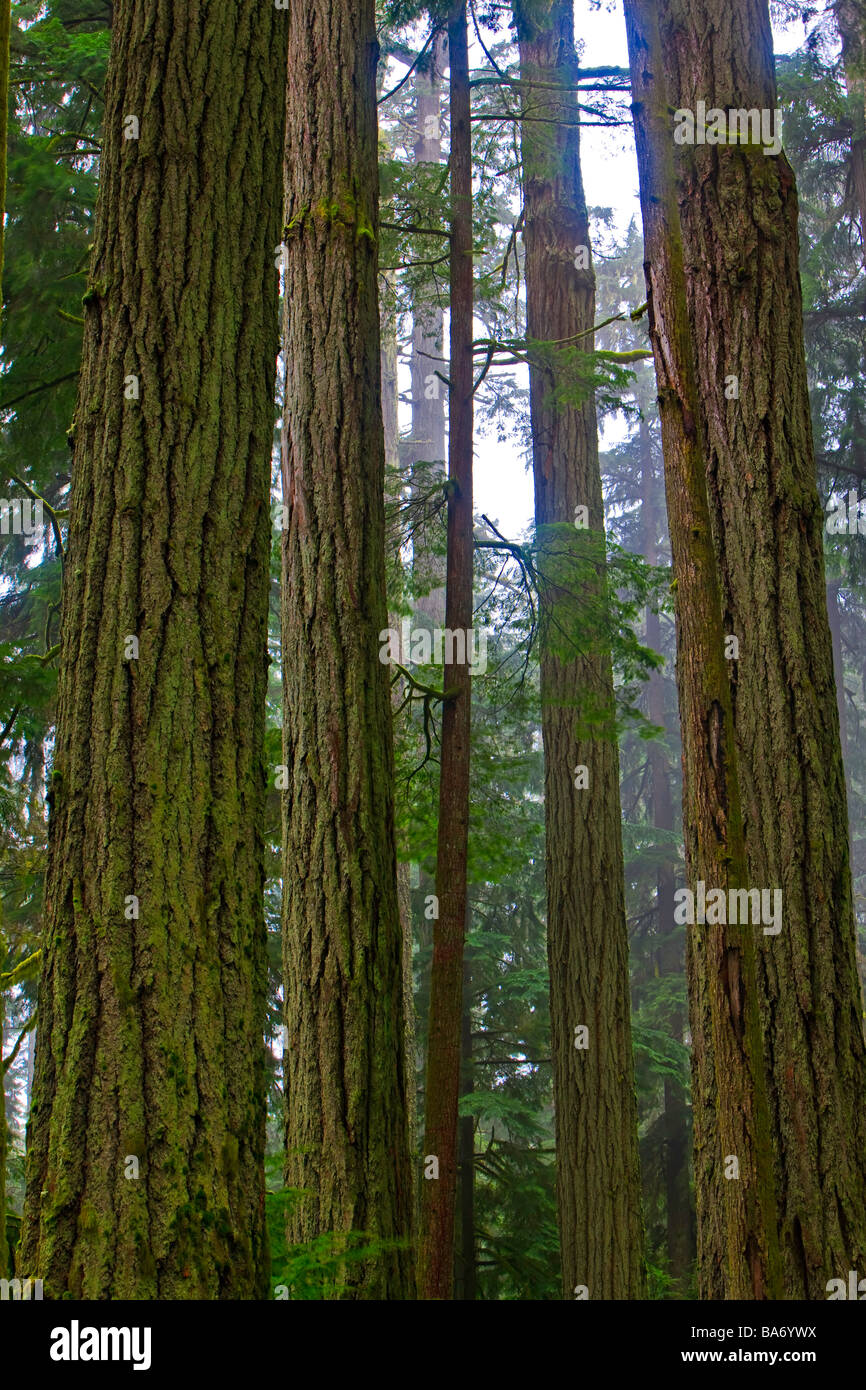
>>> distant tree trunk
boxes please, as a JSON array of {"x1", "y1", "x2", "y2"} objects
[
  {"x1": 418, "y1": 0, "x2": 474, "y2": 1302},
  {"x1": 381, "y1": 287, "x2": 418, "y2": 1164},
  {"x1": 281, "y1": 0, "x2": 415, "y2": 1300},
  {"x1": 625, "y1": 0, "x2": 783, "y2": 1299},
  {"x1": 833, "y1": 0, "x2": 866, "y2": 258},
  {"x1": 18, "y1": 0, "x2": 286, "y2": 1297},
  {"x1": 658, "y1": 0, "x2": 866, "y2": 1296},
  {"x1": 827, "y1": 580, "x2": 849, "y2": 760},
  {"x1": 640, "y1": 414, "x2": 694, "y2": 1292},
  {"x1": 410, "y1": 29, "x2": 448, "y2": 622},
  {"x1": 514, "y1": 0, "x2": 645, "y2": 1299},
  {"x1": 406, "y1": 35, "x2": 449, "y2": 1194}
]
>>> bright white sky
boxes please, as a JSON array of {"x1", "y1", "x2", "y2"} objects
[{"x1": 468, "y1": 0, "x2": 810, "y2": 539}]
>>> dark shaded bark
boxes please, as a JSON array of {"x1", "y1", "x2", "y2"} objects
[
  {"x1": 19, "y1": 0, "x2": 286, "y2": 1298},
  {"x1": 657, "y1": 0, "x2": 866, "y2": 1297},
  {"x1": 514, "y1": 0, "x2": 645, "y2": 1299},
  {"x1": 625, "y1": 0, "x2": 783, "y2": 1299},
  {"x1": 418, "y1": 0, "x2": 474, "y2": 1302},
  {"x1": 280, "y1": 0, "x2": 415, "y2": 1300}
]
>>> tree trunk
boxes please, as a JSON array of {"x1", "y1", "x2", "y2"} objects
[
  {"x1": 18, "y1": 0, "x2": 286, "y2": 1298},
  {"x1": 624, "y1": 0, "x2": 783, "y2": 1299},
  {"x1": 410, "y1": 29, "x2": 448, "y2": 624},
  {"x1": 827, "y1": 580, "x2": 849, "y2": 761},
  {"x1": 833, "y1": 0, "x2": 866, "y2": 259},
  {"x1": 418, "y1": 0, "x2": 474, "y2": 1302},
  {"x1": 280, "y1": 0, "x2": 415, "y2": 1301},
  {"x1": 381, "y1": 285, "x2": 418, "y2": 1165},
  {"x1": 658, "y1": 0, "x2": 866, "y2": 1296},
  {"x1": 514, "y1": 0, "x2": 645, "y2": 1299},
  {"x1": 640, "y1": 413, "x2": 694, "y2": 1292}
]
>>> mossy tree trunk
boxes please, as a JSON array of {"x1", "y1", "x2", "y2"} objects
[
  {"x1": 658, "y1": 0, "x2": 866, "y2": 1296},
  {"x1": 625, "y1": 0, "x2": 783, "y2": 1299},
  {"x1": 18, "y1": 0, "x2": 286, "y2": 1298},
  {"x1": 280, "y1": 0, "x2": 415, "y2": 1300},
  {"x1": 514, "y1": 0, "x2": 646, "y2": 1299},
  {"x1": 418, "y1": 0, "x2": 474, "y2": 1302}
]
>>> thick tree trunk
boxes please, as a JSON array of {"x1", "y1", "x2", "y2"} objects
[
  {"x1": 18, "y1": 0, "x2": 285, "y2": 1298},
  {"x1": 624, "y1": 0, "x2": 783, "y2": 1299},
  {"x1": 280, "y1": 0, "x2": 415, "y2": 1300},
  {"x1": 658, "y1": 0, "x2": 866, "y2": 1296},
  {"x1": 514, "y1": 0, "x2": 645, "y2": 1299},
  {"x1": 418, "y1": 0, "x2": 474, "y2": 1302}
]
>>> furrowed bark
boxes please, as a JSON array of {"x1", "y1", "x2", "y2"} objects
[
  {"x1": 514, "y1": 0, "x2": 646, "y2": 1299},
  {"x1": 280, "y1": 0, "x2": 415, "y2": 1300},
  {"x1": 19, "y1": 0, "x2": 286, "y2": 1298},
  {"x1": 657, "y1": 0, "x2": 866, "y2": 1296},
  {"x1": 625, "y1": 0, "x2": 783, "y2": 1299}
]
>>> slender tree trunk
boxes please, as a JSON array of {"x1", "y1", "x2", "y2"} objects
[
  {"x1": 833, "y1": 0, "x2": 866, "y2": 258},
  {"x1": 624, "y1": 0, "x2": 783, "y2": 1299},
  {"x1": 827, "y1": 580, "x2": 849, "y2": 761},
  {"x1": 407, "y1": 36, "x2": 449, "y2": 1191},
  {"x1": 658, "y1": 0, "x2": 866, "y2": 1296},
  {"x1": 410, "y1": 29, "x2": 448, "y2": 627},
  {"x1": 280, "y1": 0, "x2": 415, "y2": 1300},
  {"x1": 381, "y1": 286, "x2": 418, "y2": 1165},
  {"x1": 18, "y1": 0, "x2": 285, "y2": 1298},
  {"x1": 640, "y1": 414, "x2": 694, "y2": 1292},
  {"x1": 418, "y1": 0, "x2": 474, "y2": 1302},
  {"x1": 514, "y1": 0, "x2": 645, "y2": 1299}
]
